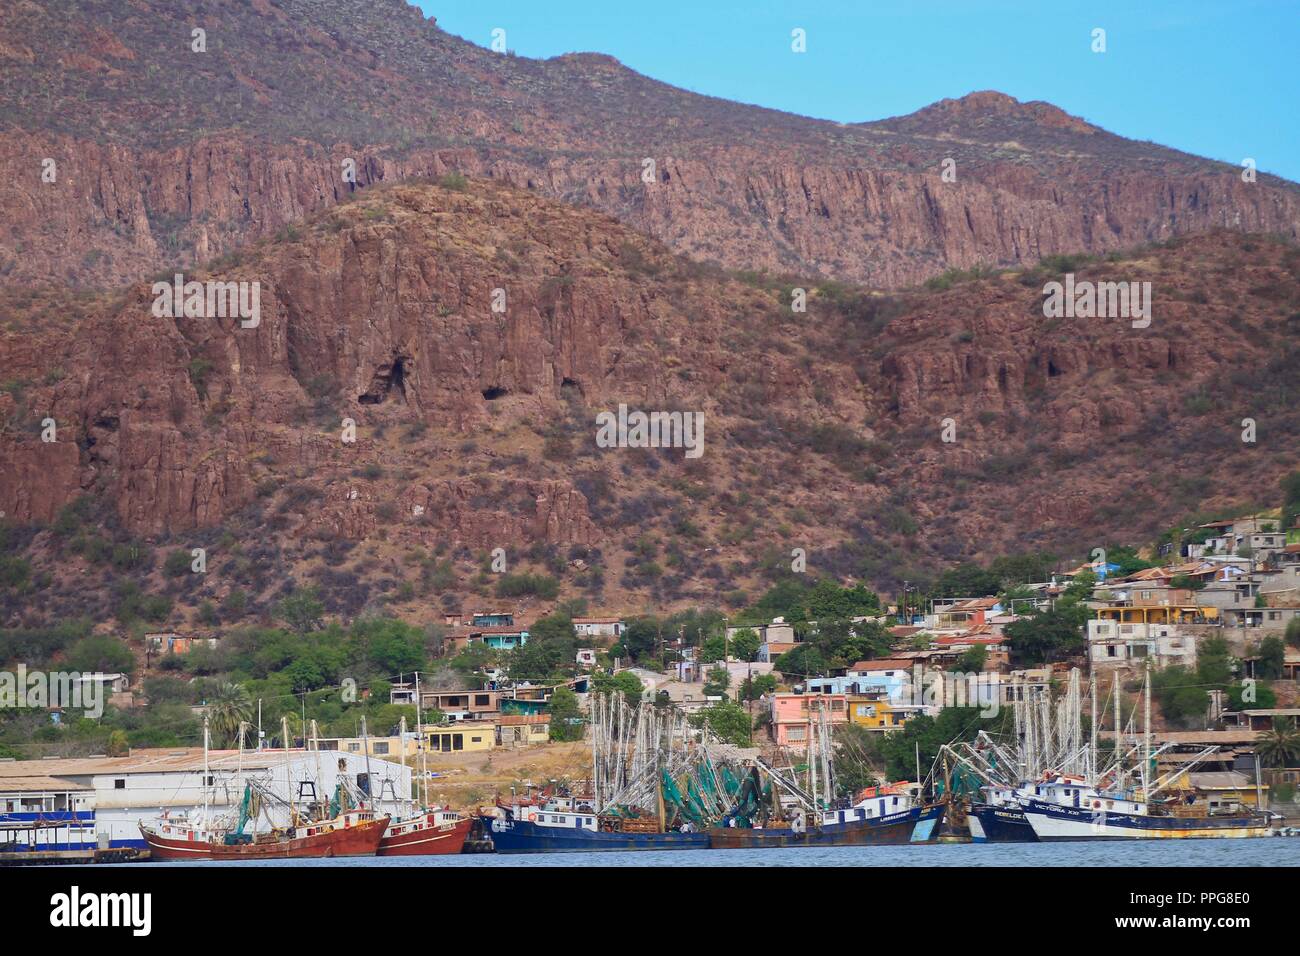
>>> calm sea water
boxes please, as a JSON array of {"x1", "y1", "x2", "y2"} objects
[{"x1": 134, "y1": 838, "x2": 1300, "y2": 867}]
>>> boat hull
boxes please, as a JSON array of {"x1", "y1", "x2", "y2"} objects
[
  {"x1": 482, "y1": 815, "x2": 709, "y2": 853},
  {"x1": 141, "y1": 817, "x2": 388, "y2": 860},
  {"x1": 968, "y1": 803, "x2": 1038, "y2": 843},
  {"x1": 378, "y1": 815, "x2": 472, "y2": 856},
  {"x1": 709, "y1": 803, "x2": 945, "y2": 849},
  {"x1": 1020, "y1": 799, "x2": 1273, "y2": 840}
]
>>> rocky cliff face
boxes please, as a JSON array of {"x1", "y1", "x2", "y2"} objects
[
  {"x1": 1, "y1": 0, "x2": 1297, "y2": 290},
  {"x1": 2, "y1": 0, "x2": 1298, "y2": 628},
  {"x1": 3, "y1": 181, "x2": 1298, "y2": 625}
]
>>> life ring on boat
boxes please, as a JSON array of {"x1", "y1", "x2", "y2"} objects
[
  {"x1": 1093, "y1": 801, "x2": 1102, "y2": 809},
  {"x1": 528, "y1": 812, "x2": 537, "y2": 822}
]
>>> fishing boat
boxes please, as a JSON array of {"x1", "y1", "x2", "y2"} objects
[
  {"x1": 1018, "y1": 774, "x2": 1274, "y2": 840},
  {"x1": 709, "y1": 787, "x2": 945, "y2": 849},
  {"x1": 140, "y1": 715, "x2": 389, "y2": 861},
  {"x1": 967, "y1": 786, "x2": 1038, "y2": 843},
  {"x1": 141, "y1": 789, "x2": 388, "y2": 860},
  {"x1": 376, "y1": 674, "x2": 473, "y2": 855},
  {"x1": 1012, "y1": 670, "x2": 1274, "y2": 841},
  {"x1": 482, "y1": 697, "x2": 734, "y2": 853},
  {"x1": 377, "y1": 808, "x2": 472, "y2": 855},
  {"x1": 709, "y1": 702, "x2": 945, "y2": 849},
  {"x1": 483, "y1": 799, "x2": 709, "y2": 853},
  {"x1": 943, "y1": 668, "x2": 1112, "y2": 843}
]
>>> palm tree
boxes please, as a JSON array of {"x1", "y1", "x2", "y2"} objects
[
  {"x1": 1256, "y1": 718, "x2": 1300, "y2": 769},
  {"x1": 207, "y1": 683, "x2": 252, "y2": 748}
]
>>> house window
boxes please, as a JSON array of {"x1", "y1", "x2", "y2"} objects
[
  {"x1": 373, "y1": 742, "x2": 389, "y2": 755},
  {"x1": 471, "y1": 736, "x2": 482, "y2": 744},
  {"x1": 114, "y1": 779, "x2": 125, "y2": 790}
]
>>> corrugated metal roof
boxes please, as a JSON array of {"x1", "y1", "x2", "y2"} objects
[
  {"x1": 1188, "y1": 771, "x2": 1254, "y2": 789},
  {"x1": 0, "y1": 749, "x2": 298, "y2": 778},
  {"x1": 848, "y1": 658, "x2": 913, "y2": 672},
  {"x1": 0, "y1": 775, "x2": 93, "y2": 792}
]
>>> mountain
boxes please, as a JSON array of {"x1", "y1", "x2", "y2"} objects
[
  {"x1": 2, "y1": 178, "x2": 1298, "y2": 628},
  {"x1": 1, "y1": 0, "x2": 1297, "y2": 291}
]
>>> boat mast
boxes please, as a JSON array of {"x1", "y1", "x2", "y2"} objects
[
  {"x1": 806, "y1": 711, "x2": 817, "y2": 809},
  {"x1": 1142, "y1": 666, "x2": 1152, "y2": 796},
  {"x1": 1090, "y1": 673, "x2": 1098, "y2": 785},
  {"x1": 361, "y1": 715, "x2": 374, "y2": 811},
  {"x1": 202, "y1": 713, "x2": 210, "y2": 825},
  {"x1": 1112, "y1": 672, "x2": 1121, "y2": 784},
  {"x1": 415, "y1": 670, "x2": 428, "y2": 808},
  {"x1": 591, "y1": 692, "x2": 601, "y2": 813},
  {"x1": 819, "y1": 707, "x2": 833, "y2": 806},
  {"x1": 281, "y1": 715, "x2": 294, "y2": 827}
]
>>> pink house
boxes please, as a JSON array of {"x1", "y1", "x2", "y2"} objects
[{"x1": 770, "y1": 693, "x2": 848, "y2": 747}]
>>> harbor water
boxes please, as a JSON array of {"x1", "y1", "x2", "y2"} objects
[{"x1": 129, "y1": 837, "x2": 1300, "y2": 867}]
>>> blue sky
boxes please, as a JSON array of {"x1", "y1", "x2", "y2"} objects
[{"x1": 417, "y1": 0, "x2": 1299, "y2": 182}]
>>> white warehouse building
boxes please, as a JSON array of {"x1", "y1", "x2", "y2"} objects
[{"x1": 0, "y1": 747, "x2": 412, "y2": 851}]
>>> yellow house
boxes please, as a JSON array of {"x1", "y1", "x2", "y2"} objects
[
  {"x1": 1096, "y1": 605, "x2": 1219, "y2": 625},
  {"x1": 317, "y1": 724, "x2": 497, "y2": 759},
  {"x1": 425, "y1": 722, "x2": 496, "y2": 755},
  {"x1": 846, "y1": 696, "x2": 908, "y2": 731},
  {"x1": 315, "y1": 734, "x2": 420, "y2": 760}
]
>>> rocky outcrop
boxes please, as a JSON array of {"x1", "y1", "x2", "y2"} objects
[
  {"x1": 2, "y1": 182, "x2": 1296, "y2": 576},
  {"x1": 0, "y1": 0, "x2": 1296, "y2": 291}
]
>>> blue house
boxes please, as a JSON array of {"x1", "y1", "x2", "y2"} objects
[{"x1": 474, "y1": 627, "x2": 528, "y2": 650}]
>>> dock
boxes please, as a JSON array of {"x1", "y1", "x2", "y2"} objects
[{"x1": 0, "y1": 846, "x2": 150, "y2": 866}]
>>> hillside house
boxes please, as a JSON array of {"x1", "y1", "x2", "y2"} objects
[
  {"x1": 770, "y1": 693, "x2": 848, "y2": 747},
  {"x1": 573, "y1": 617, "x2": 625, "y2": 640},
  {"x1": 471, "y1": 611, "x2": 515, "y2": 628},
  {"x1": 1087, "y1": 619, "x2": 1198, "y2": 669},
  {"x1": 419, "y1": 689, "x2": 501, "y2": 722},
  {"x1": 928, "y1": 597, "x2": 1002, "y2": 632},
  {"x1": 497, "y1": 714, "x2": 551, "y2": 747},
  {"x1": 736, "y1": 619, "x2": 799, "y2": 662}
]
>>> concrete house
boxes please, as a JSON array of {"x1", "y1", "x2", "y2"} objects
[{"x1": 573, "y1": 617, "x2": 625, "y2": 640}]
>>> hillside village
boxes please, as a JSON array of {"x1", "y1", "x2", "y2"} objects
[{"x1": 5, "y1": 488, "x2": 1300, "y2": 822}]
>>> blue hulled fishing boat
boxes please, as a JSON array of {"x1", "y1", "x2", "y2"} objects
[
  {"x1": 482, "y1": 802, "x2": 709, "y2": 853},
  {"x1": 968, "y1": 787, "x2": 1038, "y2": 843}
]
